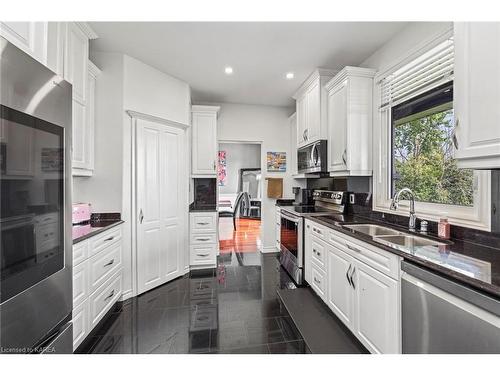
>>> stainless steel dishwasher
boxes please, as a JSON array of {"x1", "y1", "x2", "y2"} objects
[{"x1": 401, "y1": 261, "x2": 500, "y2": 353}]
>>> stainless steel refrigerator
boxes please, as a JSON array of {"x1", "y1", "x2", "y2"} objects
[{"x1": 0, "y1": 37, "x2": 73, "y2": 353}]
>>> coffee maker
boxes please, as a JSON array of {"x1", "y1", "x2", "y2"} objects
[{"x1": 292, "y1": 187, "x2": 314, "y2": 206}]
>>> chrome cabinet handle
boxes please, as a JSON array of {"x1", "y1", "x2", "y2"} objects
[
  {"x1": 346, "y1": 244, "x2": 361, "y2": 253},
  {"x1": 198, "y1": 222, "x2": 209, "y2": 226},
  {"x1": 139, "y1": 209, "x2": 144, "y2": 224},
  {"x1": 350, "y1": 267, "x2": 356, "y2": 289},
  {"x1": 104, "y1": 290, "x2": 115, "y2": 301},
  {"x1": 213, "y1": 160, "x2": 216, "y2": 170},
  {"x1": 314, "y1": 277, "x2": 320, "y2": 284},
  {"x1": 342, "y1": 149, "x2": 347, "y2": 165},
  {"x1": 197, "y1": 238, "x2": 210, "y2": 242},
  {"x1": 313, "y1": 228, "x2": 322, "y2": 234},
  {"x1": 104, "y1": 236, "x2": 114, "y2": 242},
  {"x1": 346, "y1": 264, "x2": 352, "y2": 286},
  {"x1": 305, "y1": 129, "x2": 308, "y2": 141},
  {"x1": 104, "y1": 259, "x2": 115, "y2": 267},
  {"x1": 198, "y1": 253, "x2": 210, "y2": 257}
]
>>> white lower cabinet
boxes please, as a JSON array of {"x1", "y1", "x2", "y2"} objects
[
  {"x1": 327, "y1": 244, "x2": 355, "y2": 328},
  {"x1": 72, "y1": 301, "x2": 89, "y2": 350},
  {"x1": 310, "y1": 263, "x2": 327, "y2": 301},
  {"x1": 71, "y1": 224, "x2": 123, "y2": 351},
  {"x1": 305, "y1": 219, "x2": 401, "y2": 354},
  {"x1": 189, "y1": 212, "x2": 217, "y2": 268},
  {"x1": 352, "y1": 260, "x2": 399, "y2": 354},
  {"x1": 276, "y1": 207, "x2": 281, "y2": 251}
]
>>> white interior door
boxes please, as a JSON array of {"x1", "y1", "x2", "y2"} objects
[{"x1": 136, "y1": 119, "x2": 185, "y2": 295}]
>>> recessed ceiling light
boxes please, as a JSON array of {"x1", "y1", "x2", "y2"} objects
[
  {"x1": 224, "y1": 66, "x2": 233, "y2": 75},
  {"x1": 286, "y1": 72, "x2": 294, "y2": 80}
]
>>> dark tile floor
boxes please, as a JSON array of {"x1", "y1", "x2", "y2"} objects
[{"x1": 78, "y1": 251, "x2": 309, "y2": 354}]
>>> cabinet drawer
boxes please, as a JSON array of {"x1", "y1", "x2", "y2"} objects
[
  {"x1": 311, "y1": 238, "x2": 326, "y2": 270},
  {"x1": 190, "y1": 213, "x2": 217, "y2": 233},
  {"x1": 190, "y1": 232, "x2": 217, "y2": 245},
  {"x1": 88, "y1": 226, "x2": 122, "y2": 258},
  {"x1": 73, "y1": 260, "x2": 89, "y2": 307},
  {"x1": 190, "y1": 244, "x2": 216, "y2": 266},
  {"x1": 88, "y1": 271, "x2": 122, "y2": 329},
  {"x1": 72, "y1": 301, "x2": 89, "y2": 351},
  {"x1": 328, "y1": 229, "x2": 400, "y2": 280},
  {"x1": 310, "y1": 263, "x2": 327, "y2": 301},
  {"x1": 88, "y1": 242, "x2": 122, "y2": 293},
  {"x1": 73, "y1": 241, "x2": 88, "y2": 266},
  {"x1": 310, "y1": 223, "x2": 326, "y2": 240}
]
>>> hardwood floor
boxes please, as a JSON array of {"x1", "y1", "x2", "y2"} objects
[{"x1": 219, "y1": 217, "x2": 261, "y2": 254}]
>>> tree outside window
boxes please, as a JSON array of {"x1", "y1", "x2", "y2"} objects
[{"x1": 391, "y1": 87, "x2": 474, "y2": 207}]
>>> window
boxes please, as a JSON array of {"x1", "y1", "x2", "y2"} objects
[
  {"x1": 373, "y1": 34, "x2": 491, "y2": 231},
  {"x1": 391, "y1": 82, "x2": 474, "y2": 207}
]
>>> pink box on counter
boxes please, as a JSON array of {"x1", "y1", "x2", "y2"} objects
[{"x1": 72, "y1": 203, "x2": 91, "y2": 224}]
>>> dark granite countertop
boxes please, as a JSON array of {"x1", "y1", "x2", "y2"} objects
[
  {"x1": 73, "y1": 220, "x2": 124, "y2": 244},
  {"x1": 275, "y1": 199, "x2": 295, "y2": 207},
  {"x1": 189, "y1": 207, "x2": 218, "y2": 213},
  {"x1": 307, "y1": 214, "x2": 500, "y2": 299}
]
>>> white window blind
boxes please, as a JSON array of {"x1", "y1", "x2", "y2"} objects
[{"x1": 380, "y1": 38, "x2": 454, "y2": 109}]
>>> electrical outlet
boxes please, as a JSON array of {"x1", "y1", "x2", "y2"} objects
[{"x1": 349, "y1": 194, "x2": 356, "y2": 204}]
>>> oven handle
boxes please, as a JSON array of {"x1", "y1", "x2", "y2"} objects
[{"x1": 280, "y1": 211, "x2": 300, "y2": 224}]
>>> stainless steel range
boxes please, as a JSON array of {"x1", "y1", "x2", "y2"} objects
[{"x1": 279, "y1": 190, "x2": 348, "y2": 285}]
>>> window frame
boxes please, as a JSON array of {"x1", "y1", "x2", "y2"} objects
[{"x1": 373, "y1": 30, "x2": 491, "y2": 231}]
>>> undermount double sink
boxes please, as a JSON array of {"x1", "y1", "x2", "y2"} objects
[{"x1": 342, "y1": 224, "x2": 446, "y2": 250}]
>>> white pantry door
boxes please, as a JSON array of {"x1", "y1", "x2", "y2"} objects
[{"x1": 136, "y1": 119, "x2": 184, "y2": 294}]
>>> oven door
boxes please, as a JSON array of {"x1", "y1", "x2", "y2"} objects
[{"x1": 279, "y1": 211, "x2": 304, "y2": 284}]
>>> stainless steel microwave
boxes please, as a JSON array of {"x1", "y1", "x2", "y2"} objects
[{"x1": 297, "y1": 140, "x2": 327, "y2": 174}]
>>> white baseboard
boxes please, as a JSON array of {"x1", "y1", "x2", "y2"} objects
[
  {"x1": 261, "y1": 246, "x2": 279, "y2": 254},
  {"x1": 121, "y1": 289, "x2": 134, "y2": 302}
]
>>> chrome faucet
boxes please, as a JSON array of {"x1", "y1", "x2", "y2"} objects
[{"x1": 390, "y1": 188, "x2": 417, "y2": 231}]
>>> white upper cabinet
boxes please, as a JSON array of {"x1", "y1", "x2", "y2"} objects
[
  {"x1": 454, "y1": 22, "x2": 500, "y2": 169},
  {"x1": 73, "y1": 61, "x2": 100, "y2": 176},
  {"x1": 0, "y1": 22, "x2": 48, "y2": 65},
  {"x1": 63, "y1": 23, "x2": 98, "y2": 176},
  {"x1": 326, "y1": 67, "x2": 376, "y2": 176},
  {"x1": 294, "y1": 69, "x2": 336, "y2": 148},
  {"x1": 1, "y1": 22, "x2": 65, "y2": 78},
  {"x1": 191, "y1": 105, "x2": 220, "y2": 176},
  {"x1": 64, "y1": 23, "x2": 91, "y2": 104}
]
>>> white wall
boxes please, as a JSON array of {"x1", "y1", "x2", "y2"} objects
[
  {"x1": 123, "y1": 55, "x2": 191, "y2": 125},
  {"x1": 218, "y1": 142, "x2": 261, "y2": 195},
  {"x1": 200, "y1": 102, "x2": 305, "y2": 251},
  {"x1": 73, "y1": 52, "x2": 124, "y2": 212},
  {"x1": 74, "y1": 51, "x2": 191, "y2": 299}
]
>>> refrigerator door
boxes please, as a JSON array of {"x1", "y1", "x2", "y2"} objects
[{"x1": 0, "y1": 37, "x2": 73, "y2": 352}]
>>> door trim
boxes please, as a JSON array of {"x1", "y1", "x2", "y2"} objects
[{"x1": 125, "y1": 110, "x2": 190, "y2": 299}]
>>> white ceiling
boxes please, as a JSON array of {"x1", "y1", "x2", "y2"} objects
[{"x1": 90, "y1": 22, "x2": 408, "y2": 107}]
